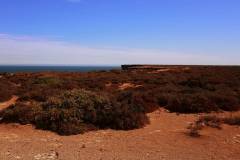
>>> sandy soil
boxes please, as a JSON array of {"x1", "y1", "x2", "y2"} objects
[
  {"x1": 118, "y1": 83, "x2": 142, "y2": 90},
  {"x1": 148, "y1": 67, "x2": 190, "y2": 74},
  {"x1": 0, "y1": 109, "x2": 240, "y2": 160},
  {"x1": 0, "y1": 96, "x2": 18, "y2": 111}
]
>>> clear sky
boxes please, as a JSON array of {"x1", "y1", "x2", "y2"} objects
[{"x1": 0, "y1": 0, "x2": 240, "y2": 65}]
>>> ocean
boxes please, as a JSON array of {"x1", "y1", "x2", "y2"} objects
[{"x1": 0, "y1": 65, "x2": 121, "y2": 73}]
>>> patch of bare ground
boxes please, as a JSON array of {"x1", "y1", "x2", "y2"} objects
[
  {"x1": 105, "y1": 82, "x2": 112, "y2": 88},
  {"x1": 148, "y1": 67, "x2": 190, "y2": 74},
  {"x1": 0, "y1": 109, "x2": 240, "y2": 160},
  {"x1": 0, "y1": 96, "x2": 18, "y2": 111},
  {"x1": 119, "y1": 83, "x2": 143, "y2": 90}
]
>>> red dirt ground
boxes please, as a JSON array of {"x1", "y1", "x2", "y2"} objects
[
  {"x1": 118, "y1": 83, "x2": 143, "y2": 90},
  {"x1": 0, "y1": 96, "x2": 18, "y2": 111},
  {"x1": 0, "y1": 109, "x2": 239, "y2": 160}
]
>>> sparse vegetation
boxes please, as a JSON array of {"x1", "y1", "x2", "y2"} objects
[
  {"x1": 1, "y1": 66, "x2": 240, "y2": 135},
  {"x1": 223, "y1": 115, "x2": 240, "y2": 126},
  {"x1": 0, "y1": 89, "x2": 148, "y2": 135},
  {"x1": 188, "y1": 114, "x2": 240, "y2": 137}
]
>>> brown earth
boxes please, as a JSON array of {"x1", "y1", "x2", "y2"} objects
[
  {"x1": 0, "y1": 109, "x2": 239, "y2": 160},
  {"x1": 118, "y1": 83, "x2": 143, "y2": 90},
  {"x1": 0, "y1": 96, "x2": 18, "y2": 111},
  {"x1": 1, "y1": 66, "x2": 240, "y2": 160},
  {"x1": 148, "y1": 67, "x2": 190, "y2": 74}
]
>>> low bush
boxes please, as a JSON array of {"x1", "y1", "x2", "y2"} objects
[
  {"x1": 187, "y1": 122, "x2": 203, "y2": 137},
  {"x1": 223, "y1": 115, "x2": 240, "y2": 125},
  {"x1": 188, "y1": 114, "x2": 240, "y2": 137},
  {"x1": 155, "y1": 91, "x2": 240, "y2": 113},
  {"x1": 0, "y1": 80, "x2": 17, "y2": 102},
  {"x1": 0, "y1": 102, "x2": 39, "y2": 124},
  {"x1": 163, "y1": 94, "x2": 218, "y2": 113},
  {"x1": 197, "y1": 115, "x2": 222, "y2": 129},
  {"x1": 209, "y1": 94, "x2": 239, "y2": 111},
  {"x1": 19, "y1": 88, "x2": 62, "y2": 102},
  {"x1": 187, "y1": 115, "x2": 222, "y2": 137},
  {"x1": 32, "y1": 77, "x2": 62, "y2": 86},
  {"x1": 0, "y1": 89, "x2": 148, "y2": 135},
  {"x1": 1, "y1": 66, "x2": 240, "y2": 135}
]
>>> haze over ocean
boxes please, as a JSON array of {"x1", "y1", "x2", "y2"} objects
[{"x1": 0, "y1": 65, "x2": 120, "y2": 73}]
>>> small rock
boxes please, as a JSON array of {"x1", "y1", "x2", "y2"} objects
[
  {"x1": 95, "y1": 139, "x2": 101, "y2": 143},
  {"x1": 235, "y1": 140, "x2": 240, "y2": 144},
  {"x1": 14, "y1": 156, "x2": 21, "y2": 159},
  {"x1": 81, "y1": 144, "x2": 86, "y2": 148},
  {"x1": 6, "y1": 151, "x2": 11, "y2": 156},
  {"x1": 34, "y1": 151, "x2": 58, "y2": 160}
]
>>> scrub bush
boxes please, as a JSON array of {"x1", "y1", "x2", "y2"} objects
[{"x1": 0, "y1": 89, "x2": 148, "y2": 135}]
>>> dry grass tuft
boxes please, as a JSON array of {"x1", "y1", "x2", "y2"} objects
[{"x1": 188, "y1": 114, "x2": 240, "y2": 137}]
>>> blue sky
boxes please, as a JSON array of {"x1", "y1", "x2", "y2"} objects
[{"x1": 0, "y1": 0, "x2": 240, "y2": 65}]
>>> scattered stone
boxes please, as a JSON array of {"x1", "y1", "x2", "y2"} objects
[
  {"x1": 34, "y1": 151, "x2": 58, "y2": 160},
  {"x1": 81, "y1": 144, "x2": 86, "y2": 148},
  {"x1": 234, "y1": 140, "x2": 240, "y2": 144},
  {"x1": 149, "y1": 130, "x2": 161, "y2": 134},
  {"x1": 5, "y1": 151, "x2": 11, "y2": 156},
  {"x1": 49, "y1": 142, "x2": 62, "y2": 148},
  {"x1": 95, "y1": 139, "x2": 101, "y2": 143},
  {"x1": 14, "y1": 155, "x2": 21, "y2": 159}
]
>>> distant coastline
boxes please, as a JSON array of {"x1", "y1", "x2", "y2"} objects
[{"x1": 0, "y1": 65, "x2": 120, "y2": 73}]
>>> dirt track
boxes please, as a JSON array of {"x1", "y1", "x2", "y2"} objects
[
  {"x1": 0, "y1": 96, "x2": 18, "y2": 111},
  {"x1": 0, "y1": 109, "x2": 240, "y2": 160}
]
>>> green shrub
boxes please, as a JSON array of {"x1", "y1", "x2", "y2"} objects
[
  {"x1": 209, "y1": 94, "x2": 239, "y2": 111},
  {"x1": 188, "y1": 114, "x2": 240, "y2": 137},
  {"x1": 223, "y1": 115, "x2": 240, "y2": 125},
  {"x1": 32, "y1": 77, "x2": 62, "y2": 86},
  {"x1": 0, "y1": 89, "x2": 148, "y2": 135},
  {"x1": 164, "y1": 94, "x2": 218, "y2": 113},
  {"x1": 0, "y1": 102, "x2": 39, "y2": 124},
  {"x1": 0, "y1": 80, "x2": 17, "y2": 102}
]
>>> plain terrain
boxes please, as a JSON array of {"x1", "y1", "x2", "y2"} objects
[{"x1": 0, "y1": 66, "x2": 240, "y2": 159}]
